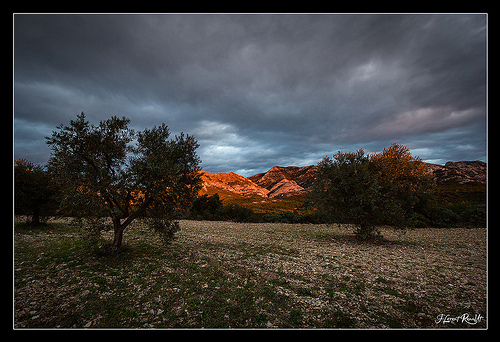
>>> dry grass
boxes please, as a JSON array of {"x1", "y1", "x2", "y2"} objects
[{"x1": 14, "y1": 219, "x2": 487, "y2": 328}]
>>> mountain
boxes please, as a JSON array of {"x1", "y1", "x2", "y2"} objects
[
  {"x1": 199, "y1": 165, "x2": 318, "y2": 201},
  {"x1": 198, "y1": 160, "x2": 486, "y2": 207},
  {"x1": 425, "y1": 160, "x2": 486, "y2": 185},
  {"x1": 248, "y1": 165, "x2": 318, "y2": 198},
  {"x1": 198, "y1": 170, "x2": 269, "y2": 198}
]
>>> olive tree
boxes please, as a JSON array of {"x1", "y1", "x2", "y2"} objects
[
  {"x1": 311, "y1": 149, "x2": 383, "y2": 238},
  {"x1": 46, "y1": 112, "x2": 202, "y2": 251},
  {"x1": 311, "y1": 144, "x2": 433, "y2": 239}
]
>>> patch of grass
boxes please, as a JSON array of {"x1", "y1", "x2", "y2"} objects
[
  {"x1": 322, "y1": 311, "x2": 356, "y2": 328},
  {"x1": 286, "y1": 309, "x2": 304, "y2": 327},
  {"x1": 398, "y1": 302, "x2": 421, "y2": 314},
  {"x1": 375, "y1": 277, "x2": 393, "y2": 284},
  {"x1": 382, "y1": 288, "x2": 404, "y2": 298}
]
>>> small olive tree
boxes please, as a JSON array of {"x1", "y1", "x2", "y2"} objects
[{"x1": 46, "y1": 112, "x2": 202, "y2": 251}]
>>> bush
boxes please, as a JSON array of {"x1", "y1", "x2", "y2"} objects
[
  {"x1": 187, "y1": 195, "x2": 326, "y2": 224},
  {"x1": 220, "y1": 204, "x2": 255, "y2": 222},
  {"x1": 189, "y1": 194, "x2": 224, "y2": 220},
  {"x1": 413, "y1": 201, "x2": 486, "y2": 228},
  {"x1": 424, "y1": 205, "x2": 460, "y2": 228},
  {"x1": 258, "y1": 211, "x2": 321, "y2": 224},
  {"x1": 188, "y1": 194, "x2": 255, "y2": 222},
  {"x1": 72, "y1": 216, "x2": 112, "y2": 253},
  {"x1": 147, "y1": 219, "x2": 181, "y2": 245},
  {"x1": 460, "y1": 204, "x2": 486, "y2": 227},
  {"x1": 261, "y1": 213, "x2": 283, "y2": 223}
]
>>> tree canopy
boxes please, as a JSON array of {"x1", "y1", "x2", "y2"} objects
[
  {"x1": 14, "y1": 159, "x2": 59, "y2": 225},
  {"x1": 46, "y1": 112, "x2": 202, "y2": 250},
  {"x1": 311, "y1": 143, "x2": 433, "y2": 238}
]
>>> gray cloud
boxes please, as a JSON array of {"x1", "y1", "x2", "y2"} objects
[{"x1": 14, "y1": 14, "x2": 487, "y2": 176}]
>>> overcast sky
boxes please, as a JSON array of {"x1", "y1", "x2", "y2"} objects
[{"x1": 14, "y1": 14, "x2": 487, "y2": 176}]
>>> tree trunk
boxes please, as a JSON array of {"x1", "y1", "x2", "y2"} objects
[
  {"x1": 109, "y1": 197, "x2": 153, "y2": 251},
  {"x1": 112, "y1": 227, "x2": 124, "y2": 248},
  {"x1": 31, "y1": 207, "x2": 41, "y2": 226},
  {"x1": 111, "y1": 214, "x2": 126, "y2": 250}
]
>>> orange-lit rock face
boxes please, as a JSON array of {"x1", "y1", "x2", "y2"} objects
[
  {"x1": 199, "y1": 165, "x2": 319, "y2": 200},
  {"x1": 199, "y1": 170, "x2": 270, "y2": 198}
]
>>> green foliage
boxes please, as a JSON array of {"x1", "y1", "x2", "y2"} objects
[
  {"x1": 45, "y1": 112, "x2": 202, "y2": 249},
  {"x1": 188, "y1": 194, "x2": 255, "y2": 222},
  {"x1": 311, "y1": 149, "x2": 384, "y2": 238},
  {"x1": 413, "y1": 202, "x2": 486, "y2": 228},
  {"x1": 71, "y1": 216, "x2": 112, "y2": 254},
  {"x1": 459, "y1": 204, "x2": 486, "y2": 227},
  {"x1": 260, "y1": 211, "x2": 315, "y2": 224},
  {"x1": 311, "y1": 144, "x2": 434, "y2": 238},
  {"x1": 146, "y1": 219, "x2": 181, "y2": 246},
  {"x1": 310, "y1": 143, "x2": 485, "y2": 232},
  {"x1": 188, "y1": 194, "x2": 325, "y2": 223},
  {"x1": 190, "y1": 194, "x2": 224, "y2": 220},
  {"x1": 219, "y1": 203, "x2": 255, "y2": 222},
  {"x1": 14, "y1": 159, "x2": 60, "y2": 225},
  {"x1": 261, "y1": 213, "x2": 284, "y2": 223}
]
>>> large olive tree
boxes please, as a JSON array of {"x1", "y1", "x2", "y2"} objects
[{"x1": 46, "y1": 113, "x2": 202, "y2": 250}]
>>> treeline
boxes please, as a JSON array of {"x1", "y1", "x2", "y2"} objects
[
  {"x1": 187, "y1": 194, "x2": 255, "y2": 222},
  {"x1": 18, "y1": 114, "x2": 482, "y2": 248},
  {"x1": 184, "y1": 193, "x2": 486, "y2": 228},
  {"x1": 418, "y1": 202, "x2": 486, "y2": 228},
  {"x1": 185, "y1": 194, "x2": 321, "y2": 224}
]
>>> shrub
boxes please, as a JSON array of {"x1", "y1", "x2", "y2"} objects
[
  {"x1": 220, "y1": 204, "x2": 255, "y2": 222},
  {"x1": 460, "y1": 204, "x2": 486, "y2": 227},
  {"x1": 189, "y1": 194, "x2": 224, "y2": 220}
]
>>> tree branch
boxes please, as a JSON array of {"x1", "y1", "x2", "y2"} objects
[{"x1": 118, "y1": 196, "x2": 154, "y2": 231}]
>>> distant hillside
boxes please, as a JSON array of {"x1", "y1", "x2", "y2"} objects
[
  {"x1": 198, "y1": 160, "x2": 486, "y2": 210},
  {"x1": 425, "y1": 161, "x2": 486, "y2": 185},
  {"x1": 425, "y1": 161, "x2": 486, "y2": 204},
  {"x1": 198, "y1": 170, "x2": 269, "y2": 199},
  {"x1": 248, "y1": 165, "x2": 318, "y2": 198}
]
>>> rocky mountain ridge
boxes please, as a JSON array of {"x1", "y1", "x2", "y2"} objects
[
  {"x1": 424, "y1": 161, "x2": 486, "y2": 185},
  {"x1": 199, "y1": 170, "x2": 269, "y2": 198},
  {"x1": 200, "y1": 161, "x2": 486, "y2": 200},
  {"x1": 248, "y1": 165, "x2": 318, "y2": 198}
]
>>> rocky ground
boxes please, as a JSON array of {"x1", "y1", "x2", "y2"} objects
[{"x1": 14, "y1": 219, "x2": 487, "y2": 328}]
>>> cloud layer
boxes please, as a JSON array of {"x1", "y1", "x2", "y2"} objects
[{"x1": 14, "y1": 14, "x2": 487, "y2": 176}]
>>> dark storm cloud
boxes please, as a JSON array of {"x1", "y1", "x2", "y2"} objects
[{"x1": 14, "y1": 14, "x2": 486, "y2": 176}]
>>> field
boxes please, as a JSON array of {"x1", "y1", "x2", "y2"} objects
[{"x1": 14, "y1": 218, "x2": 487, "y2": 329}]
